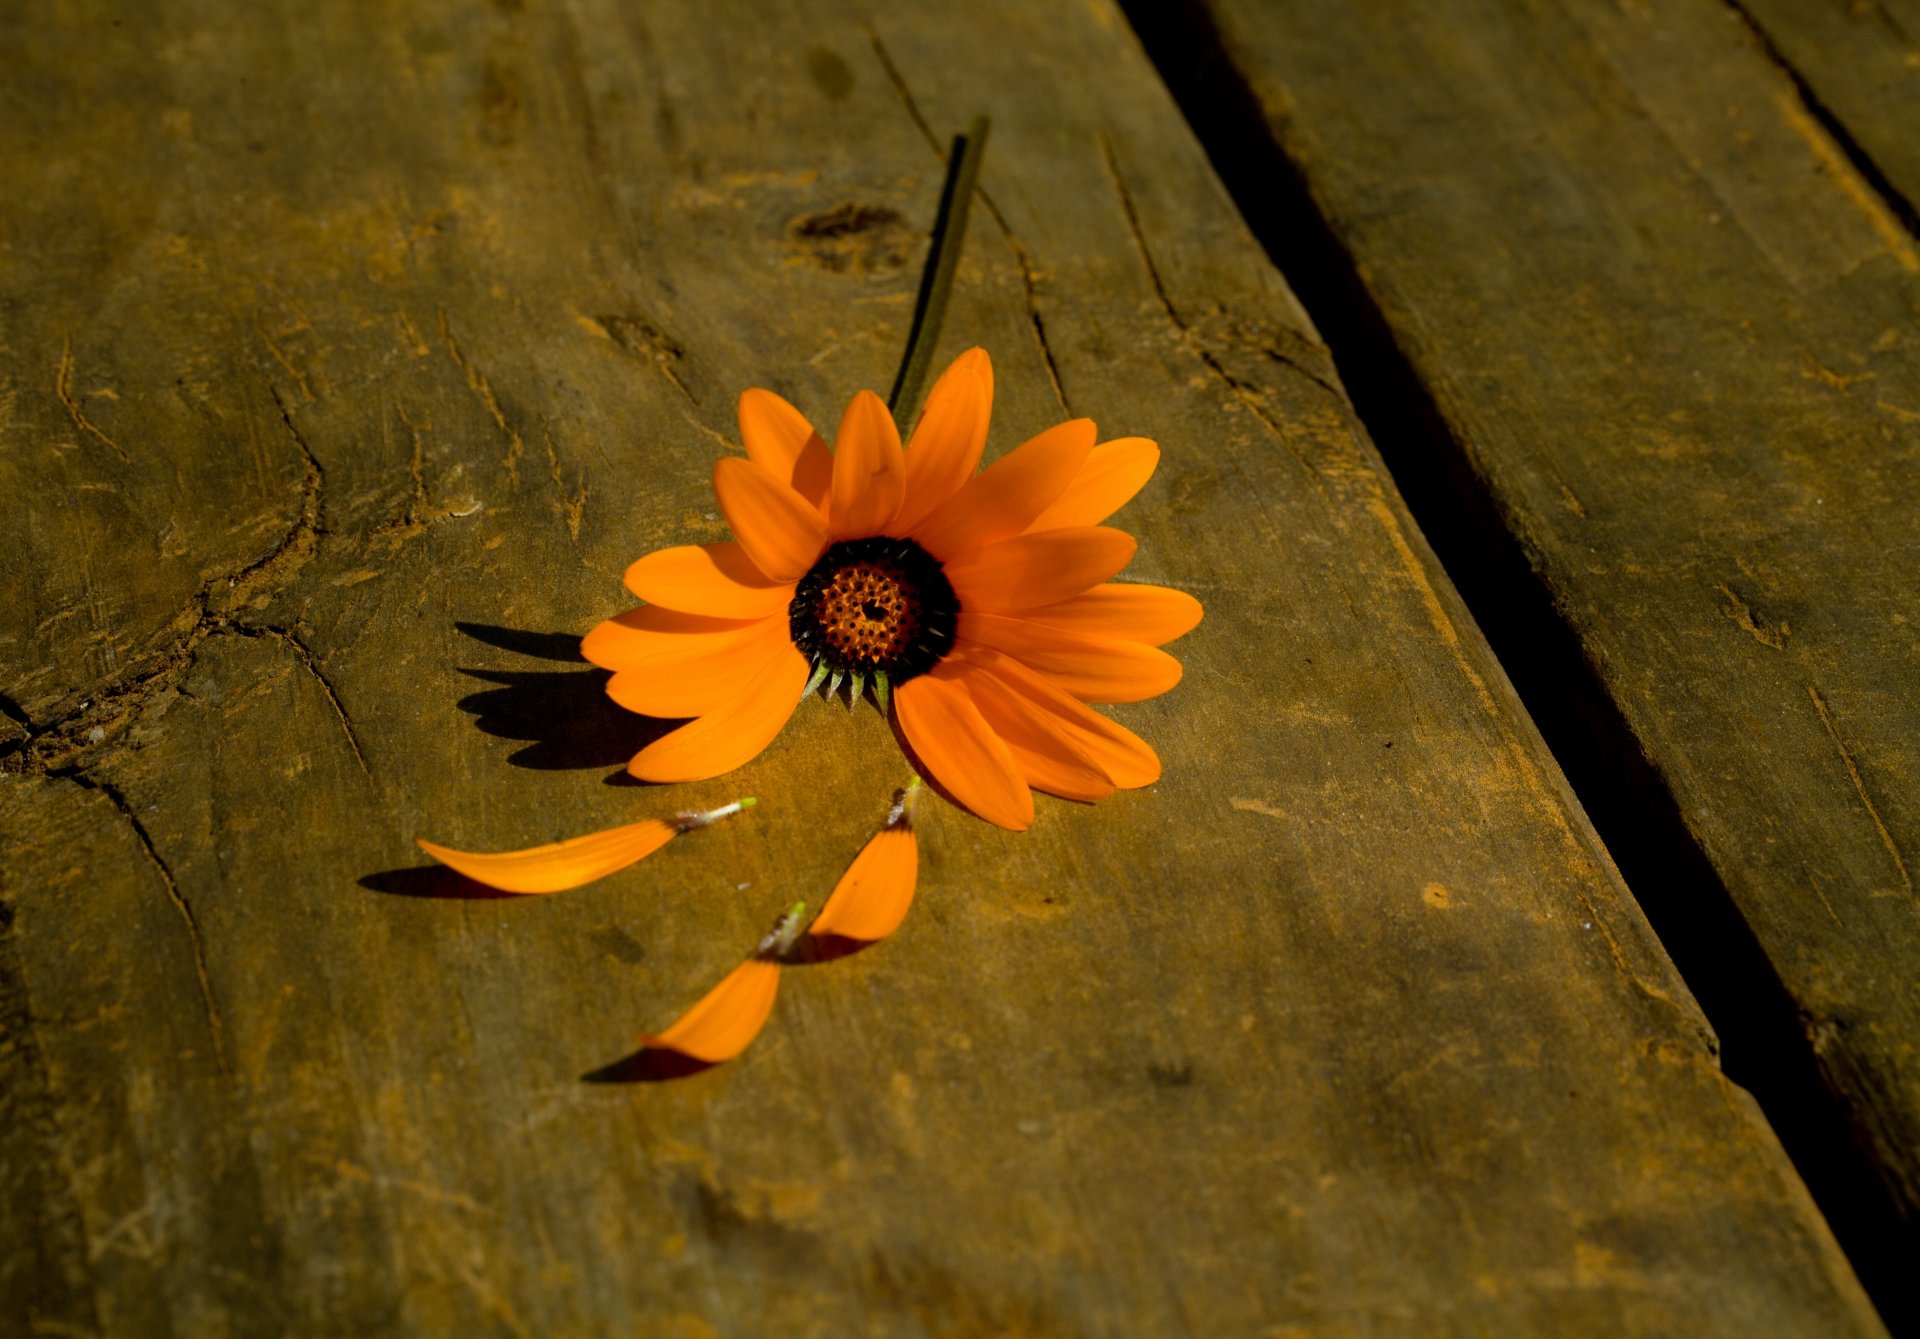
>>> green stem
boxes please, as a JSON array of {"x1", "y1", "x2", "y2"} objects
[{"x1": 888, "y1": 115, "x2": 991, "y2": 422}]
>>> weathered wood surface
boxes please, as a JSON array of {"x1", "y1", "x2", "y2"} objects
[
  {"x1": 0, "y1": 1, "x2": 1879, "y2": 1335},
  {"x1": 1733, "y1": 0, "x2": 1920, "y2": 222},
  {"x1": 1161, "y1": 0, "x2": 1920, "y2": 1284}
]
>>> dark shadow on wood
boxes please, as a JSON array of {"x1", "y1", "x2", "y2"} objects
[
  {"x1": 454, "y1": 621, "x2": 587, "y2": 662},
  {"x1": 359, "y1": 866, "x2": 520, "y2": 900},
  {"x1": 1118, "y1": 2, "x2": 1915, "y2": 1328},
  {"x1": 791, "y1": 932, "x2": 874, "y2": 965},
  {"x1": 583, "y1": 1048, "x2": 717, "y2": 1083},
  {"x1": 451, "y1": 622, "x2": 686, "y2": 771}
]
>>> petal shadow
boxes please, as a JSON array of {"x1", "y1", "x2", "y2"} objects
[
  {"x1": 790, "y1": 932, "x2": 876, "y2": 965},
  {"x1": 452, "y1": 622, "x2": 686, "y2": 771},
  {"x1": 582, "y1": 1048, "x2": 718, "y2": 1083},
  {"x1": 359, "y1": 866, "x2": 520, "y2": 900}
]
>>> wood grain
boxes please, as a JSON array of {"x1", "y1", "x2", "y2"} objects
[
  {"x1": 1167, "y1": 0, "x2": 1920, "y2": 1286},
  {"x1": 0, "y1": 0, "x2": 1880, "y2": 1333}
]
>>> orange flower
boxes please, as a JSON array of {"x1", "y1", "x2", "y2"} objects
[{"x1": 583, "y1": 349, "x2": 1202, "y2": 830}]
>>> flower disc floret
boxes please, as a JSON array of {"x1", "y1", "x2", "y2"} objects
[{"x1": 789, "y1": 537, "x2": 958, "y2": 683}]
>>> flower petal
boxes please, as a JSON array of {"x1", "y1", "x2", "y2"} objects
[
  {"x1": 951, "y1": 644, "x2": 1161, "y2": 787},
  {"x1": 960, "y1": 667, "x2": 1116, "y2": 802},
  {"x1": 830, "y1": 389, "x2": 907, "y2": 539},
  {"x1": 582, "y1": 606, "x2": 772, "y2": 672},
  {"x1": 943, "y1": 527, "x2": 1138, "y2": 613},
  {"x1": 1017, "y1": 583, "x2": 1204, "y2": 646},
  {"x1": 958, "y1": 612, "x2": 1183, "y2": 704},
  {"x1": 628, "y1": 641, "x2": 809, "y2": 782},
  {"x1": 1025, "y1": 437, "x2": 1159, "y2": 532},
  {"x1": 739, "y1": 388, "x2": 832, "y2": 509},
  {"x1": 416, "y1": 818, "x2": 682, "y2": 894},
  {"x1": 894, "y1": 669, "x2": 1034, "y2": 830},
  {"x1": 605, "y1": 617, "x2": 789, "y2": 718},
  {"x1": 909, "y1": 419, "x2": 1096, "y2": 560},
  {"x1": 713, "y1": 457, "x2": 829, "y2": 582},
  {"x1": 622, "y1": 543, "x2": 793, "y2": 619},
  {"x1": 809, "y1": 825, "x2": 918, "y2": 942},
  {"x1": 642, "y1": 959, "x2": 781, "y2": 1063},
  {"x1": 893, "y1": 348, "x2": 992, "y2": 534}
]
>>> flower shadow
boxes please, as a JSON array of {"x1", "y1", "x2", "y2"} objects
[{"x1": 452, "y1": 621, "x2": 685, "y2": 776}]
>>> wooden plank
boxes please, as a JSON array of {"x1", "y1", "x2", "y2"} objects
[
  {"x1": 0, "y1": 0, "x2": 1878, "y2": 1333},
  {"x1": 1150, "y1": 0, "x2": 1920, "y2": 1297},
  {"x1": 1730, "y1": 0, "x2": 1920, "y2": 228}
]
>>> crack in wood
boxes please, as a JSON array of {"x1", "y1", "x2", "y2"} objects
[
  {"x1": 438, "y1": 309, "x2": 526, "y2": 489},
  {"x1": 371, "y1": 399, "x2": 483, "y2": 550},
  {"x1": 54, "y1": 771, "x2": 229, "y2": 1074},
  {"x1": 867, "y1": 30, "x2": 1071, "y2": 416},
  {"x1": 1097, "y1": 132, "x2": 1327, "y2": 481},
  {"x1": 1808, "y1": 685, "x2": 1913, "y2": 898},
  {"x1": 1715, "y1": 579, "x2": 1789, "y2": 649},
  {"x1": 225, "y1": 623, "x2": 373, "y2": 783},
  {"x1": 540, "y1": 416, "x2": 588, "y2": 542},
  {"x1": 6, "y1": 387, "x2": 326, "y2": 777},
  {"x1": 1723, "y1": 0, "x2": 1920, "y2": 251},
  {"x1": 55, "y1": 334, "x2": 130, "y2": 466}
]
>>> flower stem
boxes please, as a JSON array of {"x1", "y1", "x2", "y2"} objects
[{"x1": 889, "y1": 114, "x2": 991, "y2": 422}]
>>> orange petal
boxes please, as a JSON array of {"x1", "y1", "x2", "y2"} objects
[
  {"x1": 893, "y1": 348, "x2": 992, "y2": 534},
  {"x1": 582, "y1": 606, "x2": 773, "y2": 672},
  {"x1": 622, "y1": 543, "x2": 793, "y2": 619},
  {"x1": 416, "y1": 819, "x2": 681, "y2": 894},
  {"x1": 950, "y1": 645, "x2": 1161, "y2": 787},
  {"x1": 960, "y1": 667, "x2": 1116, "y2": 801},
  {"x1": 829, "y1": 389, "x2": 908, "y2": 539},
  {"x1": 642, "y1": 959, "x2": 781, "y2": 1063},
  {"x1": 606, "y1": 617, "x2": 789, "y2": 718},
  {"x1": 1025, "y1": 437, "x2": 1159, "y2": 532},
  {"x1": 895, "y1": 669, "x2": 1033, "y2": 830},
  {"x1": 810, "y1": 823, "x2": 918, "y2": 941},
  {"x1": 909, "y1": 419, "x2": 1096, "y2": 560},
  {"x1": 713, "y1": 457, "x2": 829, "y2": 582},
  {"x1": 1017, "y1": 583, "x2": 1203, "y2": 646},
  {"x1": 738, "y1": 388, "x2": 832, "y2": 510},
  {"x1": 944, "y1": 527, "x2": 1138, "y2": 613},
  {"x1": 957, "y1": 612, "x2": 1183, "y2": 704},
  {"x1": 628, "y1": 641, "x2": 809, "y2": 782}
]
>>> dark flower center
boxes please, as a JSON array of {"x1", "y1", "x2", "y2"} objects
[{"x1": 789, "y1": 537, "x2": 958, "y2": 682}]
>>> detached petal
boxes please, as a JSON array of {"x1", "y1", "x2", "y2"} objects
[
  {"x1": 895, "y1": 668, "x2": 1033, "y2": 830},
  {"x1": 415, "y1": 819, "x2": 682, "y2": 894},
  {"x1": 1025, "y1": 437, "x2": 1159, "y2": 532},
  {"x1": 739, "y1": 388, "x2": 832, "y2": 510},
  {"x1": 642, "y1": 959, "x2": 781, "y2": 1063},
  {"x1": 809, "y1": 821, "x2": 918, "y2": 942},
  {"x1": 1017, "y1": 583, "x2": 1203, "y2": 646},
  {"x1": 909, "y1": 419, "x2": 1095, "y2": 560},
  {"x1": 628, "y1": 642, "x2": 809, "y2": 782},
  {"x1": 893, "y1": 348, "x2": 992, "y2": 534},
  {"x1": 958, "y1": 612, "x2": 1183, "y2": 704},
  {"x1": 622, "y1": 543, "x2": 792, "y2": 619},
  {"x1": 944, "y1": 527, "x2": 1137, "y2": 612},
  {"x1": 830, "y1": 390, "x2": 907, "y2": 539},
  {"x1": 713, "y1": 457, "x2": 829, "y2": 582}
]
